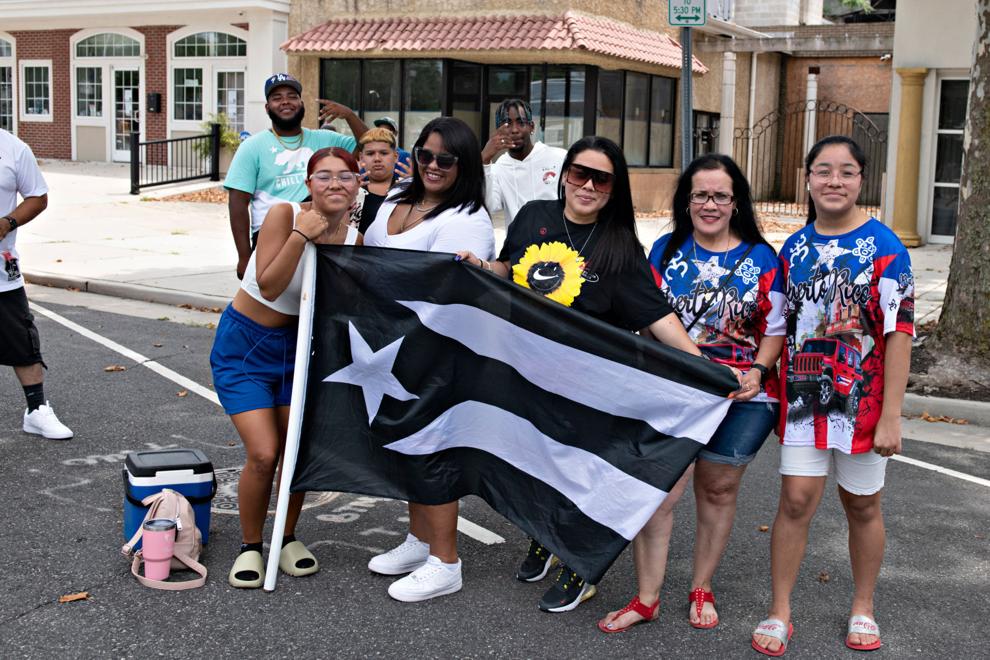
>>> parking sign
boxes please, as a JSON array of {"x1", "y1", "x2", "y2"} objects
[{"x1": 669, "y1": 0, "x2": 707, "y2": 27}]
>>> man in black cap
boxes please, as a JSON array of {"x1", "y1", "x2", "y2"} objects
[{"x1": 224, "y1": 73, "x2": 368, "y2": 278}]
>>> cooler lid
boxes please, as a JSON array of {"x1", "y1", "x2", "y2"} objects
[{"x1": 125, "y1": 448, "x2": 212, "y2": 477}]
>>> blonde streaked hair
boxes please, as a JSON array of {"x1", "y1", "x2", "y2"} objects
[{"x1": 358, "y1": 127, "x2": 397, "y2": 149}]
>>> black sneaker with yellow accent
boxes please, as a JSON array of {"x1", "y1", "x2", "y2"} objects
[
  {"x1": 516, "y1": 539, "x2": 558, "y2": 583},
  {"x1": 538, "y1": 564, "x2": 597, "y2": 612}
]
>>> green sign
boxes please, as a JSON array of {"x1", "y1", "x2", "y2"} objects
[{"x1": 669, "y1": 0, "x2": 707, "y2": 27}]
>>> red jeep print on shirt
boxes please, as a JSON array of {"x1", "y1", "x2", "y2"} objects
[
  {"x1": 786, "y1": 337, "x2": 863, "y2": 415},
  {"x1": 699, "y1": 343, "x2": 755, "y2": 370}
]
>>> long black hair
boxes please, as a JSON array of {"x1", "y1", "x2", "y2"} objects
[
  {"x1": 558, "y1": 136, "x2": 641, "y2": 274},
  {"x1": 804, "y1": 135, "x2": 867, "y2": 225},
  {"x1": 391, "y1": 116, "x2": 485, "y2": 219},
  {"x1": 658, "y1": 153, "x2": 770, "y2": 268}
]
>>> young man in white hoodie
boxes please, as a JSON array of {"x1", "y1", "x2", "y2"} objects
[{"x1": 482, "y1": 99, "x2": 567, "y2": 226}]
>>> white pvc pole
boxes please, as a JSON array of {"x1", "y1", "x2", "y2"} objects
[{"x1": 264, "y1": 244, "x2": 317, "y2": 592}]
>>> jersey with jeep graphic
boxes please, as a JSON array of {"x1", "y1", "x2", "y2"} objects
[
  {"x1": 499, "y1": 200, "x2": 673, "y2": 331},
  {"x1": 778, "y1": 218, "x2": 915, "y2": 454},
  {"x1": 649, "y1": 235, "x2": 786, "y2": 402}
]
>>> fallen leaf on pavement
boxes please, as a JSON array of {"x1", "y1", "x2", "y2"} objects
[
  {"x1": 920, "y1": 411, "x2": 969, "y2": 425},
  {"x1": 153, "y1": 342, "x2": 163, "y2": 348},
  {"x1": 103, "y1": 365, "x2": 127, "y2": 372},
  {"x1": 758, "y1": 525, "x2": 769, "y2": 532},
  {"x1": 227, "y1": 442, "x2": 237, "y2": 447},
  {"x1": 817, "y1": 571, "x2": 830, "y2": 583},
  {"x1": 58, "y1": 591, "x2": 90, "y2": 603},
  {"x1": 177, "y1": 390, "x2": 188, "y2": 397}
]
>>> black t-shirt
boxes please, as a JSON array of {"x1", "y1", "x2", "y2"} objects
[
  {"x1": 498, "y1": 199, "x2": 674, "y2": 331},
  {"x1": 359, "y1": 190, "x2": 387, "y2": 234}
]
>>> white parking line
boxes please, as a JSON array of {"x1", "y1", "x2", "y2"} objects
[
  {"x1": 892, "y1": 454, "x2": 990, "y2": 488},
  {"x1": 457, "y1": 516, "x2": 506, "y2": 544}
]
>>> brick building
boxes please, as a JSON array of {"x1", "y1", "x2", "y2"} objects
[{"x1": 0, "y1": 0, "x2": 290, "y2": 162}]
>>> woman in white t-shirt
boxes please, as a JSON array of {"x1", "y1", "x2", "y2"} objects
[{"x1": 363, "y1": 117, "x2": 495, "y2": 603}]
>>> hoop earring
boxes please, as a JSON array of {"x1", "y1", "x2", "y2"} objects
[{"x1": 732, "y1": 207, "x2": 739, "y2": 216}]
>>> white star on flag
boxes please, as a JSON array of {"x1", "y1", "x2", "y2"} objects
[{"x1": 323, "y1": 321, "x2": 419, "y2": 423}]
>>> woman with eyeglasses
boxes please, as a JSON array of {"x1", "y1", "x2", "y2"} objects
[
  {"x1": 594, "y1": 154, "x2": 785, "y2": 634},
  {"x1": 458, "y1": 136, "x2": 738, "y2": 614},
  {"x1": 210, "y1": 147, "x2": 363, "y2": 589},
  {"x1": 752, "y1": 136, "x2": 913, "y2": 656},
  {"x1": 363, "y1": 116, "x2": 496, "y2": 603}
]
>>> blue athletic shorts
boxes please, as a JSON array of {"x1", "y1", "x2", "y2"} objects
[
  {"x1": 698, "y1": 400, "x2": 780, "y2": 466},
  {"x1": 209, "y1": 305, "x2": 297, "y2": 416}
]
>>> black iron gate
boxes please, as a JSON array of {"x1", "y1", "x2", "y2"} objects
[
  {"x1": 129, "y1": 123, "x2": 220, "y2": 195},
  {"x1": 733, "y1": 100, "x2": 887, "y2": 219}
]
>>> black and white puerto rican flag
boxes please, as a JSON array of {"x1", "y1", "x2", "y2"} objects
[{"x1": 292, "y1": 246, "x2": 737, "y2": 583}]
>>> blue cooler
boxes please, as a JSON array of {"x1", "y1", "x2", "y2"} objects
[{"x1": 123, "y1": 448, "x2": 216, "y2": 549}]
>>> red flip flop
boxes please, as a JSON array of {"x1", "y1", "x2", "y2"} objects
[
  {"x1": 846, "y1": 615, "x2": 882, "y2": 651},
  {"x1": 752, "y1": 618, "x2": 793, "y2": 657},
  {"x1": 597, "y1": 596, "x2": 660, "y2": 634},
  {"x1": 689, "y1": 587, "x2": 719, "y2": 629}
]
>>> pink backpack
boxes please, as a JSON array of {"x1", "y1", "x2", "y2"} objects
[{"x1": 121, "y1": 489, "x2": 207, "y2": 590}]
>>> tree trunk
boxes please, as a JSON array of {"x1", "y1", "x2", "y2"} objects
[{"x1": 931, "y1": 1, "x2": 990, "y2": 360}]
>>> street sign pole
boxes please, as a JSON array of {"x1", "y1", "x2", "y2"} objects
[{"x1": 681, "y1": 26, "x2": 693, "y2": 171}]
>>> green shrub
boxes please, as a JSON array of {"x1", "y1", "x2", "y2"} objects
[{"x1": 193, "y1": 113, "x2": 241, "y2": 157}]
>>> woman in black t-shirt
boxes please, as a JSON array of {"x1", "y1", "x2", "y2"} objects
[{"x1": 459, "y1": 135, "x2": 740, "y2": 615}]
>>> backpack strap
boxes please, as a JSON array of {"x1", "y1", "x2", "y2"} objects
[{"x1": 130, "y1": 549, "x2": 207, "y2": 590}]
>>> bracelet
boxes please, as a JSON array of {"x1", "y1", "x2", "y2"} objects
[
  {"x1": 4, "y1": 216, "x2": 16, "y2": 231},
  {"x1": 480, "y1": 259, "x2": 490, "y2": 271},
  {"x1": 291, "y1": 228, "x2": 311, "y2": 242}
]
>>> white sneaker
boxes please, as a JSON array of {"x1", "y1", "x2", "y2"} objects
[
  {"x1": 368, "y1": 537, "x2": 430, "y2": 575},
  {"x1": 23, "y1": 402, "x2": 73, "y2": 440},
  {"x1": 387, "y1": 555, "x2": 462, "y2": 602}
]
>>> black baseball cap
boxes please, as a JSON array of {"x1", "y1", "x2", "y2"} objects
[
  {"x1": 373, "y1": 116, "x2": 399, "y2": 133},
  {"x1": 264, "y1": 73, "x2": 302, "y2": 98}
]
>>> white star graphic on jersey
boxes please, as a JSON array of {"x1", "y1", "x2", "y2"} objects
[
  {"x1": 270, "y1": 146, "x2": 279, "y2": 154},
  {"x1": 323, "y1": 322, "x2": 419, "y2": 424},
  {"x1": 812, "y1": 239, "x2": 853, "y2": 271},
  {"x1": 692, "y1": 256, "x2": 730, "y2": 287}
]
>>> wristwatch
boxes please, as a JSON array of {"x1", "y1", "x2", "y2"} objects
[
  {"x1": 750, "y1": 363, "x2": 769, "y2": 383},
  {"x1": 4, "y1": 216, "x2": 17, "y2": 231}
]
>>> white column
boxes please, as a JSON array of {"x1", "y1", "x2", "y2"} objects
[
  {"x1": 746, "y1": 52, "x2": 758, "y2": 178},
  {"x1": 719, "y1": 52, "x2": 737, "y2": 155},
  {"x1": 245, "y1": 9, "x2": 289, "y2": 135},
  {"x1": 803, "y1": 69, "x2": 818, "y2": 156}
]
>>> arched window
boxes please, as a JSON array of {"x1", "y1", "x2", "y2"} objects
[
  {"x1": 173, "y1": 32, "x2": 246, "y2": 58},
  {"x1": 169, "y1": 29, "x2": 247, "y2": 131},
  {"x1": 0, "y1": 39, "x2": 11, "y2": 58},
  {"x1": 76, "y1": 33, "x2": 141, "y2": 58}
]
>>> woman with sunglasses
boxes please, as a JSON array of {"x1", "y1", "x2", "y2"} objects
[
  {"x1": 594, "y1": 154, "x2": 785, "y2": 634},
  {"x1": 363, "y1": 116, "x2": 496, "y2": 603},
  {"x1": 752, "y1": 136, "x2": 913, "y2": 656},
  {"x1": 211, "y1": 147, "x2": 362, "y2": 589},
  {"x1": 458, "y1": 136, "x2": 737, "y2": 614}
]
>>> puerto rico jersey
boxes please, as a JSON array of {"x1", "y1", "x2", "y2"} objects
[
  {"x1": 649, "y1": 235, "x2": 786, "y2": 402},
  {"x1": 778, "y1": 218, "x2": 915, "y2": 454}
]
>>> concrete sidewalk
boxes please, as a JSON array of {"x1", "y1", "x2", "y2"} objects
[{"x1": 17, "y1": 159, "x2": 985, "y2": 430}]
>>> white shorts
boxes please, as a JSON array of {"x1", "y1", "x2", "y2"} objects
[{"x1": 779, "y1": 445, "x2": 888, "y2": 496}]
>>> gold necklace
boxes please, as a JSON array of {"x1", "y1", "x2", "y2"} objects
[{"x1": 271, "y1": 129, "x2": 304, "y2": 150}]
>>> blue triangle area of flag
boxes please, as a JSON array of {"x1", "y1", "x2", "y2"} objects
[{"x1": 292, "y1": 246, "x2": 737, "y2": 584}]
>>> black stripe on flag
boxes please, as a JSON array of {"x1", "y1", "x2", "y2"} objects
[{"x1": 292, "y1": 246, "x2": 736, "y2": 583}]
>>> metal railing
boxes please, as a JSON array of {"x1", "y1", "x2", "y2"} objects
[{"x1": 129, "y1": 123, "x2": 220, "y2": 194}]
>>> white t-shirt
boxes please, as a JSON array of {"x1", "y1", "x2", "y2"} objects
[
  {"x1": 364, "y1": 195, "x2": 495, "y2": 260},
  {"x1": 484, "y1": 141, "x2": 567, "y2": 226},
  {"x1": 0, "y1": 129, "x2": 48, "y2": 292}
]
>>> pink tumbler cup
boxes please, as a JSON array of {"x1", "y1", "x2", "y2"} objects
[{"x1": 142, "y1": 518, "x2": 177, "y2": 580}]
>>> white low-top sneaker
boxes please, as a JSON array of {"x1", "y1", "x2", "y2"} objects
[
  {"x1": 23, "y1": 402, "x2": 73, "y2": 440},
  {"x1": 387, "y1": 555, "x2": 462, "y2": 602},
  {"x1": 368, "y1": 537, "x2": 430, "y2": 575}
]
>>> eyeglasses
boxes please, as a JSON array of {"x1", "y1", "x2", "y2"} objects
[
  {"x1": 565, "y1": 164, "x2": 615, "y2": 193},
  {"x1": 809, "y1": 169, "x2": 862, "y2": 182},
  {"x1": 689, "y1": 192, "x2": 734, "y2": 205},
  {"x1": 310, "y1": 171, "x2": 358, "y2": 185},
  {"x1": 414, "y1": 147, "x2": 459, "y2": 170}
]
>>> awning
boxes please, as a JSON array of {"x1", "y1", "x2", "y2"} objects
[{"x1": 282, "y1": 11, "x2": 708, "y2": 74}]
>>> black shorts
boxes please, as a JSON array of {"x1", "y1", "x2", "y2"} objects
[{"x1": 0, "y1": 287, "x2": 44, "y2": 367}]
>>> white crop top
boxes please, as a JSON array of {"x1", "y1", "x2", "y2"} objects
[{"x1": 240, "y1": 202, "x2": 359, "y2": 315}]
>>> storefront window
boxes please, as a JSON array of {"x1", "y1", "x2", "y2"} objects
[
  {"x1": 404, "y1": 60, "x2": 442, "y2": 147},
  {"x1": 450, "y1": 61, "x2": 482, "y2": 137},
  {"x1": 320, "y1": 60, "x2": 360, "y2": 135},
  {"x1": 624, "y1": 72, "x2": 649, "y2": 166},
  {"x1": 596, "y1": 70, "x2": 623, "y2": 145},
  {"x1": 540, "y1": 65, "x2": 584, "y2": 150},
  {"x1": 76, "y1": 67, "x2": 102, "y2": 117},
  {"x1": 932, "y1": 80, "x2": 968, "y2": 238},
  {"x1": 362, "y1": 59, "x2": 400, "y2": 129},
  {"x1": 650, "y1": 76, "x2": 675, "y2": 167}
]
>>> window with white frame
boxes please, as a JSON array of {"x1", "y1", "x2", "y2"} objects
[
  {"x1": 931, "y1": 79, "x2": 968, "y2": 238},
  {"x1": 171, "y1": 31, "x2": 246, "y2": 128},
  {"x1": 21, "y1": 61, "x2": 51, "y2": 120},
  {"x1": 76, "y1": 33, "x2": 140, "y2": 58},
  {"x1": 76, "y1": 67, "x2": 103, "y2": 117},
  {"x1": 0, "y1": 38, "x2": 12, "y2": 132}
]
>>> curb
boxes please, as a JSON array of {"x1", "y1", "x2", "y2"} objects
[
  {"x1": 25, "y1": 271, "x2": 229, "y2": 312},
  {"x1": 903, "y1": 393, "x2": 990, "y2": 427}
]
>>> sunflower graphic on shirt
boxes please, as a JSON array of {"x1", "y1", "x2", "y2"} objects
[{"x1": 513, "y1": 241, "x2": 585, "y2": 306}]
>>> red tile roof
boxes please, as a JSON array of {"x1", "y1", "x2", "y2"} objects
[{"x1": 282, "y1": 11, "x2": 708, "y2": 74}]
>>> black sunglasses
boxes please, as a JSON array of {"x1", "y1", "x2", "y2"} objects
[
  {"x1": 414, "y1": 147, "x2": 459, "y2": 171},
  {"x1": 565, "y1": 163, "x2": 615, "y2": 193}
]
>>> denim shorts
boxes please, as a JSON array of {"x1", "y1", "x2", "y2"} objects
[
  {"x1": 698, "y1": 400, "x2": 780, "y2": 466},
  {"x1": 209, "y1": 305, "x2": 297, "y2": 415}
]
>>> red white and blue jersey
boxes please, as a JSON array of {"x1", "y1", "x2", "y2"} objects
[
  {"x1": 778, "y1": 218, "x2": 915, "y2": 454},
  {"x1": 649, "y1": 235, "x2": 786, "y2": 402}
]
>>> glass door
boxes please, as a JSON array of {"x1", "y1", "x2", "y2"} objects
[
  {"x1": 930, "y1": 79, "x2": 968, "y2": 242},
  {"x1": 112, "y1": 68, "x2": 140, "y2": 161}
]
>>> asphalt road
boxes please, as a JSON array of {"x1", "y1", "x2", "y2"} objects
[{"x1": 0, "y1": 298, "x2": 987, "y2": 659}]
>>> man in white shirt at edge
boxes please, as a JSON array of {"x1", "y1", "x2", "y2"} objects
[{"x1": 482, "y1": 99, "x2": 567, "y2": 226}]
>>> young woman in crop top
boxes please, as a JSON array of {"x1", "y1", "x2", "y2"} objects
[{"x1": 210, "y1": 147, "x2": 363, "y2": 589}]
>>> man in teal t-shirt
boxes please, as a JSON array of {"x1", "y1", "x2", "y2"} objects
[{"x1": 224, "y1": 73, "x2": 368, "y2": 279}]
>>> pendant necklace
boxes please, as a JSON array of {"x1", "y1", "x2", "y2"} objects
[
  {"x1": 692, "y1": 234, "x2": 731, "y2": 305},
  {"x1": 562, "y1": 210, "x2": 597, "y2": 258}
]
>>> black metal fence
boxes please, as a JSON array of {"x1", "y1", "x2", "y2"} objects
[{"x1": 129, "y1": 123, "x2": 220, "y2": 194}]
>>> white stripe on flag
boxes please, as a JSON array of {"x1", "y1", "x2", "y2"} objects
[
  {"x1": 383, "y1": 400, "x2": 667, "y2": 541},
  {"x1": 398, "y1": 300, "x2": 731, "y2": 444}
]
